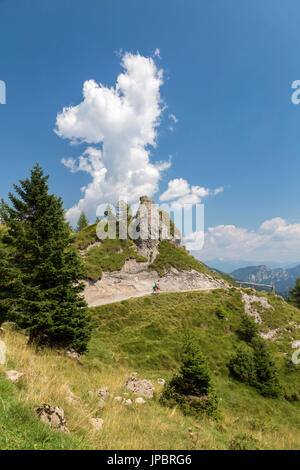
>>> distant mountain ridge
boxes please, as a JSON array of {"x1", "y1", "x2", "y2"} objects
[
  {"x1": 189, "y1": 253, "x2": 300, "y2": 273},
  {"x1": 231, "y1": 264, "x2": 300, "y2": 297}
]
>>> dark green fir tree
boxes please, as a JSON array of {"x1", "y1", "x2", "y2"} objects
[{"x1": 0, "y1": 164, "x2": 91, "y2": 352}]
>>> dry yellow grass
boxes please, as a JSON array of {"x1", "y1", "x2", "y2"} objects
[
  {"x1": 1, "y1": 324, "x2": 299, "y2": 450},
  {"x1": 1, "y1": 325, "x2": 205, "y2": 449}
]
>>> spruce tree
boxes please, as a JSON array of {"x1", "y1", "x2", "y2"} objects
[
  {"x1": 251, "y1": 337, "x2": 282, "y2": 398},
  {"x1": 237, "y1": 314, "x2": 258, "y2": 343},
  {"x1": 76, "y1": 211, "x2": 89, "y2": 233},
  {"x1": 0, "y1": 247, "x2": 22, "y2": 326},
  {"x1": 229, "y1": 344, "x2": 256, "y2": 383},
  {"x1": 0, "y1": 164, "x2": 91, "y2": 352},
  {"x1": 161, "y1": 334, "x2": 219, "y2": 418}
]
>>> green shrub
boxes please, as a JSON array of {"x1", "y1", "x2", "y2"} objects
[
  {"x1": 229, "y1": 433, "x2": 259, "y2": 450},
  {"x1": 72, "y1": 224, "x2": 98, "y2": 251},
  {"x1": 229, "y1": 336, "x2": 282, "y2": 398},
  {"x1": 237, "y1": 314, "x2": 258, "y2": 343},
  {"x1": 284, "y1": 390, "x2": 299, "y2": 402},
  {"x1": 160, "y1": 334, "x2": 219, "y2": 418},
  {"x1": 229, "y1": 344, "x2": 256, "y2": 383},
  {"x1": 215, "y1": 307, "x2": 226, "y2": 319}
]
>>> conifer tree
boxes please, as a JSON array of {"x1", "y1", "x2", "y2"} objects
[
  {"x1": 288, "y1": 278, "x2": 300, "y2": 309},
  {"x1": 251, "y1": 337, "x2": 282, "y2": 398},
  {"x1": 237, "y1": 314, "x2": 258, "y2": 343},
  {"x1": 0, "y1": 247, "x2": 21, "y2": 325},
  {"x1": 161, "y1": 334, "x2": 219, "y2": 418},
  {"x1": 0, "y1": 164, "x2": 91, "y2": 352},
  {"x1": 75, "y1": 211, "x2": 89, "y2": 233}
]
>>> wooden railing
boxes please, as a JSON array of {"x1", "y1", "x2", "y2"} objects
[{"x1": 235, "y1": 280, "x2": 275, "y2": 293}]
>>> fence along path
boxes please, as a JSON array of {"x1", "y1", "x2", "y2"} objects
[{"x1": 235, "y1": 280, "x2": 275, "y2": 293}]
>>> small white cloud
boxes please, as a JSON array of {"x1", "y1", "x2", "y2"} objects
[
  {"x1": 213, "y1": 186, "x2": 224, "y2": 195},
  {"x1": 160, "y1": 178, "x2": 223, "y2": 207},
  {"x1": 160, "y1": 178, "x2": 190, "y2": 202},
  {"x1": 154, "y1": 48, "x2": 161, "y2": 59},
  {"x1": 169, "y1": 113, "x2": 178, "y2": 123}
]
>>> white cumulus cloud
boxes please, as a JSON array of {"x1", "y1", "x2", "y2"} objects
[
  {"x1": 159, "y1": 178, "x2": 224, "y2": 207},
  {"x1": 55, "y1": 52, "x2": 170, "y2": 223},
  {"x1": 185, "y1": 218, "x2": 300, "y2": 263}
]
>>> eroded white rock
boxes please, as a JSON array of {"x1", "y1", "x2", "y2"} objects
[
  {"x1": 125, "y1": 377, "x2": 154, "y2": 399},
  {"x1": 123, "y1": 398, "x2": 132, "y2": 406},
  {"x1": 34, "y1": 404, "x2": 69, "y2": 433},
  {"x1": 5, "y1": 370, "x2": 24, "y2": 383},
  {"x1": 135, "y1": 397, "x2": 146, "y2": 404}
]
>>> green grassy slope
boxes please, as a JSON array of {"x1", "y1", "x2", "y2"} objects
[
  {"x1": 149, "y1": 240, "x2": 213, "y2": 277},
  {"x1": 0, "y1": 374, "x2": 90, "y2": 450},
  {"x1": 72, "y1": 224, "x2": 98, "y2": 251},
  {"x1": 84, "y1": 239, "x2": 147, "y2": 281},
  {"x1": 86, "y1": 288, "x2": 300, "y2": 449},
  {"x1": 88, "y1": 288, "x2": 299, "y2": 374},
  {"x1": 0, "y1": 288, "x2": 299, "y2": 449}
]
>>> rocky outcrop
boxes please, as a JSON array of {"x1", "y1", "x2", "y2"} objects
[
  {"x1": 130, "y1": 196, "x2": 181, "y2": 262},
  {"x1": 34, "y1": 404, "x2": 69, "y2": 433},
  {"x1": 124, "y1": 377, "x2": 154, "y2": 399},
  {"x1": 241, "y1": 292, "x2": 274, "y2": 324}
]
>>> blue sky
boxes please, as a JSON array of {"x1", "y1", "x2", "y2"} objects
[{"x1": 1, "y1": 0, "x2": 300, "y2": 264}]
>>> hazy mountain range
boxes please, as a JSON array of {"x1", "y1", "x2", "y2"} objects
[
  {"x1": 190, "y1": 253, "x2": 300, "y2": 273},
  {"x1": 230, "y1": 264, "x2": 300, "y2": 297},
  {"x1": 190, "y1": 252, "x2": 300, "y2": 297}
]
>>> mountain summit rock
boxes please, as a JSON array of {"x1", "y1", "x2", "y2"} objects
[{"x1": 131, "y1": 195, "x2": 181, "y2": 261}]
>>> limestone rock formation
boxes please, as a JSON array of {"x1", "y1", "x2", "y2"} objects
[
  {"x1": 124, "y1": 377, "x2": 154, "y2": 399},
  {"x1": 130, "y1": 196, "x2": 181, "y2": 262},
  {"x1": 34, "y1": 404, "x2": 69, "y2": 433},
  {"x1": 241, "y1": 292, "x2": 274, "y2": 324},
  {"x1": 135, "y1": 397, "x2": 146, "y2": 404}
]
